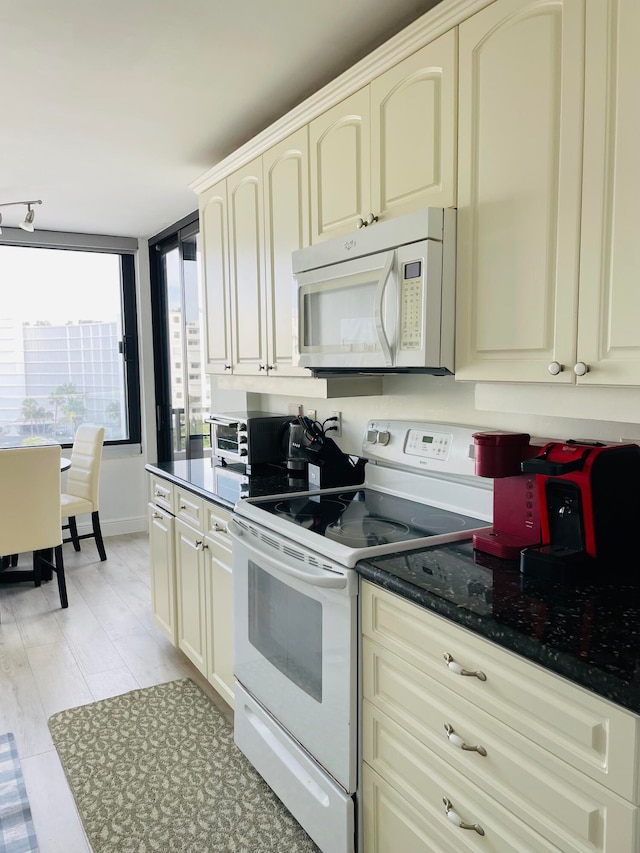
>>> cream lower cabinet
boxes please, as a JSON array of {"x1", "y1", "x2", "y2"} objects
[
  {"x1": 204, "y1": 503, "x2": 235, "y2": 707},
  {"x1": 456, "y1": 0, "x2": 640, "y2": 386},
  {"x1": 148, "y1": 474, "x2": 234, "y2": 708},
  {"x1": 361, "y1": 581, "x2": 640, "y2": 853},
  {"x1": 175, "y1": 516, "x2": 208, "y2": 676},
  {"x1": 310, "y1": 30, "x2": 457, "y2": 243},
  {"x1": 148, "y1": 502, "x2": 176, "y2": 645}
]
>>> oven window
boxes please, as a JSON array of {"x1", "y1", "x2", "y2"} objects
[
  {"x1": 248, "y1": 561, "x2": 323, "y2": 702},
  {"x1": 215, "y1": 425, "x2": 240, "y2": 452}
]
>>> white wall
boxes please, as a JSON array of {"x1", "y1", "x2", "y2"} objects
[
  {"x1": 72, "y1": 238, "x2": 156, "y2": 540},
  {"x1": 252, "y1": 374, "x2": 640, "y2": 457}
]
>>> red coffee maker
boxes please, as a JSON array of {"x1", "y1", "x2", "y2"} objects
[{"x1": 472, "y1": 431, "x2": 541, "y2": 559}]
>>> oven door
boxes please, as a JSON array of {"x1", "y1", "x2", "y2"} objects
[{"x1": 229, "y1": 517, "x2": 358, "y2": 792}]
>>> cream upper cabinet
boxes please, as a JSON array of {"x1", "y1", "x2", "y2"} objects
[
  {"x1": 370, "y1": 31, "x2": 457, "y2": 222},
  {"x1": 310, "y1": 31, "x2": 457, "y2": 243},
  {"x1": 456, "y1": 0, "x2": 585, "y2": 384},
  {"x1": 262, "y1": 128, "x2": 311, "y2": 377},
  {"x1": 577, "y1": 0, "x2": 640, "y2": 386},
  {"x1": 227, "y1": 158, "x2": 268, "y2": 375},
  {"x1": 200, "y1": 179, "x2": 232, "y2": 375},
  {"x1": 456, "y1": 0, "x2": 640, "y2": 386},
  {"x1": 310, "y1": 88, "x2": 371, "y2": 242}
]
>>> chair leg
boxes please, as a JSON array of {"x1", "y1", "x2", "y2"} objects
[
  {"x1": 92, "y1": 511, "x2": 107, "y2": 561},
  {"x1": 68, "y1": 517, "x2": 82, "y2": 552},
  {"x1": 53, "y1": 545, "x2": 68, "y2": 608},
  {"x1": 10, "y1": 554, "x2": 18, "y2": 567},
  {"x1": 33, "y1": 550, "x2": 43, "y2": 587}
]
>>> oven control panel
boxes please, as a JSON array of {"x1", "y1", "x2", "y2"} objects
[
  {"x1": 404, "y1": 428, "x2": 451, "y2": 460},
  {"x1": 362, "y1": 420, "x2": 484, "y2": 478}
]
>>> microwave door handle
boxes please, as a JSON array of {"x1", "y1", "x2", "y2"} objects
[
  {"x1": 228, "y1": 519, "x2": 347, "y2": 589},
  {"x1": 374, "y1": 254, "x2": 394, "y2": 366}
]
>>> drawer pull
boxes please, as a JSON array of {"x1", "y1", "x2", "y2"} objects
[
  {"x1": 443, "y1": 798, "x2": 485, "y2": 836},
  {"x1": 152, "y1": 512, "x2": 163, "y2": 520},
  {"x1": 443, "y1": 652, "x2": 486, "y2": 681},
  {"x1": 154, "y1": 489, "x2": 166, "y2": 498},
  {"x1": 444, "y1": 723, "x2": 487, "y2": 757},
  {"x1": 179, "y1": 503, "x2": 188, "y2": 511}
]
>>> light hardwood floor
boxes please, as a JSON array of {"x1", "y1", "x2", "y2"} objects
[{"x1": 0, "y1": 532, "x2": 232, "y2": 853}]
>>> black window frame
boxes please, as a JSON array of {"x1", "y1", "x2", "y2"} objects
[{"x1": 0, "y1": 229, "x2": 141, "y2": 449}]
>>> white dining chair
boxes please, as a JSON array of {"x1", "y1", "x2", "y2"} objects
[
  {"x1": 61, "y1": 424, "x2": 107, "y2": 561},
  {"x1": 0, "y1": 444, "x2": 68, "y2": 608}
]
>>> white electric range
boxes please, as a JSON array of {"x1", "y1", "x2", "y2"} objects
[{"x1": 228, "y1": 421, "x2": 493, "y2": 853}]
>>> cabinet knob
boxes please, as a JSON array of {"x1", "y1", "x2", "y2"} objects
[
  {"x1": 366, "y1": 213, "x2": 379, "y2": 226},
  {"x1": 443, "y1": 652, "x2": 487, "y2": 681},
  {"x1": 574, "y1": 361, "x2": 590, "y2": 376},
  {"x1": 444, "y1": 723, "x2": 487, "y2": 756},
  {"x1": 258, "y1": 364, "x2": 267, "y2": 371},
  {"x1": 547, "y1": 361, "x2": 564, "y2": 376},
  {"x1": 224, "y1": 363, "x2": 232, "y2": 371},
  {"x1": 442, "y1": 799, "x2": 485, "y2": 836}
]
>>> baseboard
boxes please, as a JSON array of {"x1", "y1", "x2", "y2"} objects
[{"x1": 72, "y1": 516, "x2": 147, "y2": 538}]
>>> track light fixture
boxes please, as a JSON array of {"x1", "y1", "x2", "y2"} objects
[{"x1": 0, "y1": 199, "x2": 43, "y2": 234}]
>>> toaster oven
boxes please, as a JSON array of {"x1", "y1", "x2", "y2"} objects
[{"x1": 205, "y1": 411, "x2": 294, "y2": 472}]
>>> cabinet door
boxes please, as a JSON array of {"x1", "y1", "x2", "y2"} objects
[
  {"x1": 200, "y1": 179, "x2": 233, "y2": 375},
  {"x1": 577, "y1": 0, "x2": 640, "y2": 386},
  {"x1": 204, "y1": 530, "x2": 235, "y2": 709},
  {"x1": 370, "y1": 30, "x2": 457, "y2": 221},
  {"x1": 309, "y1": 88, "x2": 371, "y2": 242},
  {"x1": 148, "y1": 502, "x2": 176, "y2": 645},
  {"x1": 227, "y1": 158, "x2": 268, "y2": 374},
  {"x1": 456, "y1": 0, "x2": 585, "y2": 382},
  {"x1": 263, "y1": 128, "x2": 311, "y2": 376},
  {"x1": 175, "y1": 517, "x2": 207, "y2": 675}
]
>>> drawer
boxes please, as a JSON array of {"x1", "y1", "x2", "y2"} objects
[
  {"x1": 206, "y1": 503, "x2": 231, "y2": 541},
  {"x1": 363, "y1": 713, "x2": 560, "y2": 853},
  {"x1": 363, "y1": 638, "x2": 639, "y2": 853},
  {"x1": 361, "y1": 581, "x2": 640, "y2": 802},
  {"x1": 149, "y1": 475, "x2": 174, "y2": 513},
  {"x1": 174, "y1": 487, "x2": 205, "y2": 533}
]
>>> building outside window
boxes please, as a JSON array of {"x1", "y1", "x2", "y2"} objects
[{"x1": 0, "y1": 242, "x2": 140, "y2": 447}]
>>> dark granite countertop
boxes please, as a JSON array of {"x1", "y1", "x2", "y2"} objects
[
  {"x1": 357, "y1": 542, "x2": 640, "y2": 715},
  {"x1": 145, "y1": 458, "x2": 310, "y2": 509}
]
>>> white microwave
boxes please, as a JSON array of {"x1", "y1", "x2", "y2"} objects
[{"x1": 292, "y1": 208, "x2": 456, "y2": 375}]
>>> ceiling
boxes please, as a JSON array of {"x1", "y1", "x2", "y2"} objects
[{"x1": 1, "y1": 0, "x2": 442, "y2": 240}]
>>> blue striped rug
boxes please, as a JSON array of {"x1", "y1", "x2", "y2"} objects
[{"x1": 0, "y1": 733, "x2": 39, "y2": 853}]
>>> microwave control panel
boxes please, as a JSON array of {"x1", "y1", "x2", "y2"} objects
[{"x1": 399, "y1": 260, "x2": 423, "y2": 350}]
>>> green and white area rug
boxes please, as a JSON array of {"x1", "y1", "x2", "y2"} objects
[
  {"x1": 0, "y1": 732, "x2": 39, "y2": 853},
  {"x1": 48, "y1": 679, "x2": 318, "y2": 853}
]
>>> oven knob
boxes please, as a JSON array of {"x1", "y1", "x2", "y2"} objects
[
  {"x1": 239, "y1": 449, "x2": 248, "y2": 456},
  {"x1": 239, "y1": 436, "x2": 247, "y2": 444},
  {"x1": 377, "y1": 430, "x2": 390, "y2": 446},
  {"x1": 366, "y1": 429, "x2": 378, "y2": 443}
]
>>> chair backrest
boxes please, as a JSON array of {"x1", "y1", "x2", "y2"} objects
[
  {"x1": 0, "y1": 444, "x2": 62, "y2": 554},
  {"x1": 65, "y1": 425, "x2": 105, "y2": 508}
]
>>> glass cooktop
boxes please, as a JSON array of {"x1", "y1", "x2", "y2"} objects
[{"x1": 251, "y1": 488, "x2": 490, "y2": 549}]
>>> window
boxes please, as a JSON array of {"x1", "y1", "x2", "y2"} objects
[{"x1": 0, "y1": 242, "x2": 140, "y2": 447}]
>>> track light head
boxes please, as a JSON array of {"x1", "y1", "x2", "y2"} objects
[
  {"x1": 0, "y1": 199, "x2": 42, "y2": 232},
  {"x1": 20, "y1": 205, "x2": 36, "y2": 232}
]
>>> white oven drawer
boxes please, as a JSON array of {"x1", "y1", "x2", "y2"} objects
[
  {"x1": 235, "y1": 683, "x2": 354, "y2": 853},
  {"x1": 361, "y1": 582, "x2": 640, "y2": 803}
]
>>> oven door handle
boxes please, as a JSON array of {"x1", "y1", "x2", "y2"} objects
[{"x1": 229, "y1": 519, "x2": 348, "y2": 589}]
